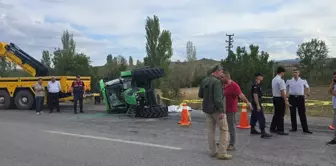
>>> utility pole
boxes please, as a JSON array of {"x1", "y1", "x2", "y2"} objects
[{"x1": 225, "y1": 34, "x2": 234, "y2": 56}]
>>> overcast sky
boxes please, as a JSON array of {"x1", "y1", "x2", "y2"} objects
[{"x1": 1, "y1": 0, "x2": 335, "y2": 66}]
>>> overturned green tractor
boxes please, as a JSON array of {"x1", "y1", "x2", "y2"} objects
[{"x1": 99, "y1": 67, "x2": 168, "y2": 118}]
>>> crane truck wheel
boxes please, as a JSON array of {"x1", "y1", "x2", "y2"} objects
[
  {"x1": 138, "y1": 105, "x2": 168, "y2": 118},
  {"x1": 0, "y1": 90, "x2": 11, "y2": 110},
  {"x1": 15, "y1": 90, "x2": 34, "y2": 110}
]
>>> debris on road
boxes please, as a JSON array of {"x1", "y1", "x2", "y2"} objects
[{"x1": 168, "y1": 105, "x2": 194, "y2": 113}]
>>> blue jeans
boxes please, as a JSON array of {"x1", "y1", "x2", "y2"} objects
[{"x1": 35, "y1": 96, "x2": 44, "y2": 113}]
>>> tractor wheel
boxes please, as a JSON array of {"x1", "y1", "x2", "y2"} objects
[
  {"x1": 0, "y1": 90, "x2": 11, "y2": 110},
  {"x1": 132, "y1": 68, "x2": 164, "y2": 81},
  {"x1": 15, "y1": 90, "x2": 34, "y2": 110},
  {"x1": 138, "y1": 105, "x2": 168, "y2": 118}
]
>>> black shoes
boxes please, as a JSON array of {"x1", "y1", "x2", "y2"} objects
[
  {"x1": 251, "y1": 128, "x2": 272, "y2": 139},
  {"x1": 250, "y1": 128, "x2": 261, "y2": 135},
  {"x1": 289, "y1": 129, "x2": 297, "y2": 132},
  {"x1": 303, "y1": 130, "x2": 313, "y2": 134},
  {"x1": 74, "y1": 110, "x2": 84, "y2": 114},
  {"x1": 270, "y1": 129, "x2": 289, "y2": 135},
  {"x1": 290, "y1": 128, "x2": 313, "y2": 134},
  {"x1": 261, "y1": 132, "x2": 272, "y2": 139},
  {"x1": 326, "y1": 140, "x2": 336, "y2": 145},
  {"x1": 277, "y1": 131, "x2": 289, "y2": 135}
]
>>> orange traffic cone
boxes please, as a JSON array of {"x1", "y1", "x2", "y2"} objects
[
  {"x1": 237, "y1": 104, "x2": 250, "y2": 129},
  {"x1": 178, "y1": 103, "x2": 191, "y2": 126}
]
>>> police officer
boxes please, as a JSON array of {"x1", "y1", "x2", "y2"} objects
[
  {"x1": 72, "y1": 75, "x2": 85, "y2": 114},
  {"x1": 286, "y1": 69, "x2": 312, "y2": 134},
  {"x1": 270, "y1": 66, "x2": 290, "y2": 135},
  {"x1": 250, "y1": 73, "x2": 272, "y2": 138}
]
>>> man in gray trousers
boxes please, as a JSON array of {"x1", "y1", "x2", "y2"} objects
[
  {"x1": 34, "y1": 78, "x2": 45, "y2": 115},
  {"x1": 220, "y1": 71, "x2": 252, "y2": 150}
]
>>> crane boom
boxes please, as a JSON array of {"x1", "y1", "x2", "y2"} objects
[{"x1": 0, "y1": 42, "x2": 49, "y2": 77}]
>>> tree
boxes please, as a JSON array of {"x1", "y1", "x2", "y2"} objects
[
  {"x1": 106, "y1": 54, "x2": 113, "y2": 64},
  {"x1": 41, "y1": 50, "x2": 52, "y2": 69},
  {"x1": 6, "y1": 62, "x2": 16, "y2": 71},
  {"x1": 186, "y1": 41, "x2": 196, "y2": 62},
  {"x1": 221, "y1": 45, "x2": 275, "y2": 94},
  {"x1": 135, "y1": 60, "x2": 144, "y2": 68},
  {"x1": 12, "y1": 63, "x2": 17, "y2": 71},
  {"x1": 144, "y1": 15, "x2": 173, "y2": 87},
  {"x1": 52, "y1": 30, "x2": 92, "y2": 76},
  {"x1": 117, "y1": 55, "x2": 127, "y2": 71},
  {"x1": 297, "y1": 38, "x2": 329, "y2": 83},
  {"x1": 0, "y1": 57, "x2": 8, "y2": 77},
  {"x1": 129, "y1": 56, "x2": 134, "y2": 66},
  {"x1": 101, "y1": 54, "x2": 129, "y2": 80},
  {"x1": 185, "y1": 41, "x2": 197, "y2": 87}
]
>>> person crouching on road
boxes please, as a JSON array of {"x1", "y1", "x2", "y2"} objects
[
  {"x1": 326, "y1": 72, "x2": 336, "y2": 145},
  {"x1": 34, "y1": 78, "x2": 45, "y2": 115},
  {"x1": 221, "y1": 71, "x2": 253, "y2": 151},
  {"x1": 72, "y1": 75, "x2": 85, "y2": 114},
  {"x1": 250, "y1": 73, "x2": 272, "y2": 138},
  {"x1": 198, "y1": 65, "x2": 232, "y2": 160},
  {"x1": 47, "y1": 76, "x2": 61, "y2": 113}
]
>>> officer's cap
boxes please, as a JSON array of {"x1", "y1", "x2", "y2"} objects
[{"x1": 254, "y1": 72, "x2": 264, "y2": 77}]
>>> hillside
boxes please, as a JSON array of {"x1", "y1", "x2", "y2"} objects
[
  {"x1": 277, "y1": 59, "x2": 300, "y2": 65},
  {"x1": 8, "y1": 58, "x2": 299, "y2": 77},
  {"x1": 94, "y1": 58, "x2": 222, "y2": 76},
  {"x1": 94, "y1": 58, "x2": 299, "y2": 72},
  {"x1": 170, "y1": 58, "x2": 221, "y2": 68}
]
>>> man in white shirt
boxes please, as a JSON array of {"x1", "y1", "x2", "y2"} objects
[
  {"x1": 270, "y1": 66, "x2": 290, "y2": 135},
  {"x1": 286, "y1": 70, "x2": 312, "y2": 134},
  {"x1": 47, "y1": 76, "x2": 61, "y2": 113}
]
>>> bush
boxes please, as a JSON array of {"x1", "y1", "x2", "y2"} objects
[{"x1": 160, "y1": 75, "x2": 182, "y2": 105}]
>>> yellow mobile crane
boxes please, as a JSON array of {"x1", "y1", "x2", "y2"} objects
[{"x1": 0, "y1": 42, "x2": 92, "y2": 110}]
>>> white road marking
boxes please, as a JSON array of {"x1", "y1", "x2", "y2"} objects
[{"x1": 44, "y1": 130, "x2": 182, "y2": 150}]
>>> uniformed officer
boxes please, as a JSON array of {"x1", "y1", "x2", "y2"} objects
[
  {"x1": 270, "y1": 66, "x2": 290, "y2": 135},
  {"x1": 250, "y1": 73, "x2": 272, "y2": 138},
  {"x1": 286, "y1": 69, "x2": 312, "y2": 134},
  {"x1": 72, "y1": 75, "x2": 85, "y2": 114}
]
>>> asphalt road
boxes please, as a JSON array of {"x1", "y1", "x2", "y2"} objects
[{"x1": 0, "y1": 104, "x2": 335, "y2": 166}]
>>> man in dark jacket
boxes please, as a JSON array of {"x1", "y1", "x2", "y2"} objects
[{"x1": 198, "y1": 65, "x2": 232, "y2": 160}]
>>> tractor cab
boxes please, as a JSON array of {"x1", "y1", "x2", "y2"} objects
[
  {"x1": 99, "y1": 67, "x2": 168, "y2": 118},
  {"x1": 101, "y1": 71, "x2": 132, "y2": 113}
]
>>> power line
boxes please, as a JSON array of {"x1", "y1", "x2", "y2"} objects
[{"x1": 225, "y1": 34, "x2": 234, "y2": 57}]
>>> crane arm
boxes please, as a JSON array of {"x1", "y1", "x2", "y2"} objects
[{"x1": 0, "y1": 42, "x2": 49, "y2": 77}]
